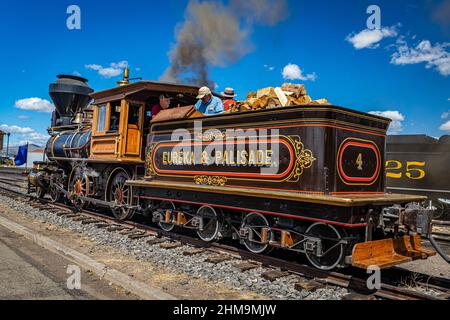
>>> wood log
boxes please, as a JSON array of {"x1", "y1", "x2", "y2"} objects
[
  {"x1": 281, "y1": 82, "x2": 306, "y2": 98},
  {"x1": 313, "y1": 98, "x2": 330, "y2": 105},
  {"x1": 256, "y1": 87, "x2": 276, "y2": 99},
  {"x1": 246, "y1": 91, "x2": 256, "y2": 99},
  {"x1": 275, "y1": 87, "x2": 288, "y2": 106}
]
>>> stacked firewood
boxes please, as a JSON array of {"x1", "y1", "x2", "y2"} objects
[{"x1": 229, "y1": 83, "x2": 330, "y2": 113}]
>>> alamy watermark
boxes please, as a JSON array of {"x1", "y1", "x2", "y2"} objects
[
  {"x1": 66, "y1": 264, "x2": 81, "y2": 290},
  {"x1": 67, "y1": 5, "x2": 81, "y2": 30},
  {"x1": 366, "y1": 265, "x2": 381, "y2": 290},
  {"x1": 366, "y1": 5, "x2": 381, "y2": 30}
]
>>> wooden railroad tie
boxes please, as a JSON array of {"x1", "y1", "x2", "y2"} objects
[
  {"x1": 160, "y1": 242, "x2": 182, "y2": 250},
  {"x1": 128, "y1": 233, "x2": 149, "y2": 239},
  {"x1": 261, "y1": 270, "x2": 289, "y2": 282},
  {"x1": 107, "y1": 225, "x2": 128, "y2": 232},
  {"x1": 206, "y1": 255, "x2": 232, "y2": 264},
  {"x1": 294, "y1": 279, "x2": 324, "y2": 292},
  {"x1": 234, "y1": 262, "x2": 259, "y2": 272},
  {"x1": 147, "y1": 237, "x2": 168, "y2": 245},
  {"x1": 118, "y1": 229, "x2": 138, "y2": 235},
  {"x1": 81, "y1": 219, "x2": 102, "y2": 225},
  {"x1": 56, "y1": 211, "x2": 72, "y2": 216},
  {"x1": 183, "y1": 248, "x2": 205, "y2": 256},
  {"x1": 342, "y1": 293, "x2": 377, "y2": 300},
  {"x1": 47, "y1": 209, "x2": 61, "y2": 213},
  {"x1": 94, "y1": 223, "x2": 110, "y2": 228},
  {"x1": 63, "y1": 213, "x2": 79, "y2": 218},
  {"x1": 71, "y1": 216, "x2": 91, "y2": 221}
]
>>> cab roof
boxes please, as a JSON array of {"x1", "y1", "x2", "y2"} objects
[{"x1": 90, "y1": 81, "x2": 201, "y2": 105}]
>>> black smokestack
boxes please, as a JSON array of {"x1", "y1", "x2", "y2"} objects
[
  {"x1": 160, "y1": 0, "x2": 288, "y2": 87},
  {"x1": 49, "y1": 75, "x2": 93, "y2": 126}
]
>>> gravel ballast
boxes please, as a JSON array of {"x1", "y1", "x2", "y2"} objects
[{"x1": 0, "y1": 190, "x2": 350, "y2": 300}]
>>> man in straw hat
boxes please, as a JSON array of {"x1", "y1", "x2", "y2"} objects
[
  {"x1": 221, "y1": 87, "x2": 237, "y2": 112},
  {"x1": 195, "y1": 86, "x2": 224, "y2": 116}
]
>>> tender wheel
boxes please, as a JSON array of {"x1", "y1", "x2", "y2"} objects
[
  {"x1": 304, "y1": 223, "x2": 344, "y2": 271},
  {"x1": 432, "y1": 200, "x2": 446, "y2": 220},
  {"x1": 159, "y1": 201, "x2": 176, "y2": 232},
  {"x1": 242, "y1": 212, "x2": 270, "y2": 254},
  {"x1": 109, "y1": 170, "x2": 133, "y2": 220},
  {"x1": 196, "y1": 206, "x2": 221, "y2": 242}
]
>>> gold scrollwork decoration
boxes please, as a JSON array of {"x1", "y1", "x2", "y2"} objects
[
  {"x1": 145, "y1": 144, "x2": 157, "y2": 178},
  {"x1": 285, "y1": 136, "x2": 316, "y2": 182},
  {"x1": 194, "y1": 175, "x2": 228, "y2": 186},
  {"x1": 196, "y1": 131, "x2": 226, "y2": 142}
]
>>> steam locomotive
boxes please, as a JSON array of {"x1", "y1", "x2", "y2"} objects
[
  {"x1": 386, "y1": 135, "x2": 450, "y2": 219},
  {"x1": 28, "y1": 70, "x2": 443, "y2": 270}
]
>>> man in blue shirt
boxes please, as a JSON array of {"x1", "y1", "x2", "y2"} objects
[{"x1": 195, "y1": 86, "x2": 225, "y2": 116}]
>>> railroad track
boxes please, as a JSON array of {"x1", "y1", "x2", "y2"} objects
[
  {"x1": 2, "y1": 171, "x2": 449, "y2": 244},
  {"x1": 0, "y1": 182, "x2": 449, "y2": 300},
  {"x1": 0, "y1": 176, "x2": 28, "y2": 189}
]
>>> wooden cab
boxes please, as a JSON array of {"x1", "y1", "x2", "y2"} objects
[
  {"x1": 89, "y1": 81, "x2": 201, "y2": 163},
  {"x1": 90, "y1": 100, "x2": 144, "y2": 161}
]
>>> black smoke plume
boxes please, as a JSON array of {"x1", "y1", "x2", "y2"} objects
[{"x1": 160, "y1": 0, "x2": 288, "y2": 87}]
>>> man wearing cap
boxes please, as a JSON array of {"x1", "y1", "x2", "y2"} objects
[
  {"x1": 221, "y1": 87, "x2": 237, "y2": 112},
  {"x1": 151, "y1": 93, "x2": 171, "y2": 118},
  {"x1": 195, "y1": 86, "x2": 224, "y2": 116}
]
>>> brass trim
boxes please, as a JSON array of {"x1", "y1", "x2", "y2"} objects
[
  {"x1": 146, "y1": 135, "x2": 316, "y2": 183},
  {"x1": 336, "y1": 137, "x2": 382, "y2": 186},
  {"x1": 151, "y1": 118, "x2": 388, "y2": 135},
  {"x1": 126, "y1": 180, "x2": 427, "y2": 207}
]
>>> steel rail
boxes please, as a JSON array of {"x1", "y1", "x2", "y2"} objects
[{"x1": 0, "y1": 183, "x2": 448, "y2": 301}]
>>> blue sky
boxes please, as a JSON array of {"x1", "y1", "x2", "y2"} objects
[{"x1": 0, "y1": 0, "x2": 449, "y2": 146}]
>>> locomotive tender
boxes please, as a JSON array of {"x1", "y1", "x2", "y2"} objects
[
  {"x1": 386, "y1": 135, "x2": 450, "y2": 219},
  {"x1": 29, "y1": 70, "x2": 440, "y2": 270}
]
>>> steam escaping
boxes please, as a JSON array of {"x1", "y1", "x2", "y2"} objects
[{"x1": 160, "y1": 0, "x2": 288, "y2": 87}]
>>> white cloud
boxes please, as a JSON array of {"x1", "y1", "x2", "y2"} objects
[
  {"x1": 369, "y1": 110, "x2": 405, "y2": 134},
  {"x1": 15, "y1": 98, "x2": 54, "y2": 113},
  {"x1": 17, "y1": 115, "x2": 31, "y2": 120},
  {"x1": 390, "y1": 38, "x2": 450, "y2": 76},
  {"x1": 110, "y1": 61, "x2": 128, "y2": 69},
  {"x1": 442, "y1": 110, "x2": 450, "y2": 119},
  {"x1": 264, "y1": 64, "x2": 275, "y2": 71},
  {"x1": 440, "y1": 120, "x2": 450, "y2": 132},
  {"x1": 0, "y1": 124, "x2": 34, "y2": 134},
  {"x1": 0, "y1": 124, "x2": 48, "y2": 146},
  {"x1": 346, "y1": 26, "x2": 398, "y2": 49},
  {"x1": 85, "y1": 60, "x2": 128, "y2": 78},
  {"x1": 282, "y1": 63, "x2": 317, "y2": 81},
  {"x1": 19, "y1": 132, "x2": 49, "y2": 146},
  {"x1": 73, "y1": 71, "x2": 82, "y2": 76}
]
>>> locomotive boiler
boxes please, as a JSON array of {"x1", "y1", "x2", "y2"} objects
[{"x1": 28, "y1": 70, "x2": 447, "y2": 270}]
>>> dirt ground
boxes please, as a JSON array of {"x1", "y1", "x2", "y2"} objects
[{"x1": 0, "y1": 200, "x2": 266, "y2": 300}]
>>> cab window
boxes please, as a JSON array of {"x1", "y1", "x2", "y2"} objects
[
  {"x1": 108, "y1": 101, "x2": 121, "y2": 132},
  {"x1": 128, "y1": 104, "x2": 140, "y2": 126},
  {"x1": 97, "y1": 104, "x2": 106, "y2": 132}
]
